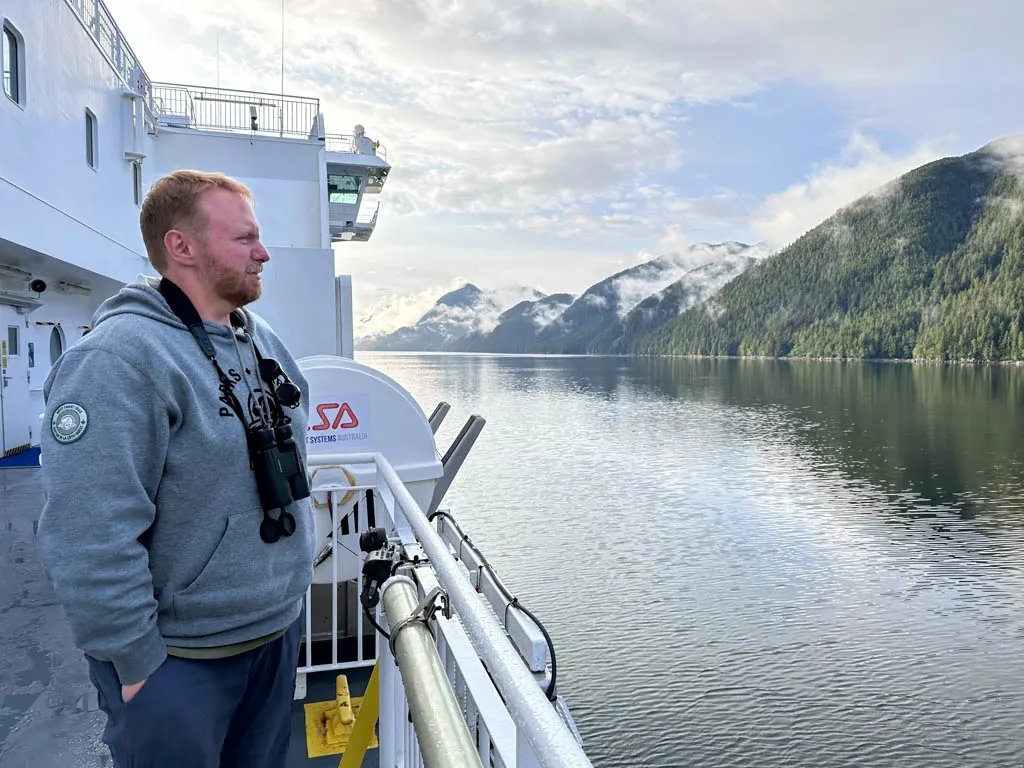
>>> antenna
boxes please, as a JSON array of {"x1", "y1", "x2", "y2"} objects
[
  {"x1": 216, "y1": 32, "x2": 220, "y2": 89},
  {"x1": 280, "y1": 0, "x2": 284, "y2": 96}
]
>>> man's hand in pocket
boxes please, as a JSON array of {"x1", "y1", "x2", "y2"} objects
[{"x1": 122, "y1": 679, "x2": 147, "y2": 704}]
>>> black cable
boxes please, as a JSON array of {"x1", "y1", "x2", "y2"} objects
[
  {"x1": 361, "y1": 562, "x2": 428, "y2": 647},
  {"x1": 364, "y1": 604, "x2": 390, "y2": 641},
  {"x1": 428, "y1": 509, "x2": 559, "y2": 701},
  {"x1": 517, "y1": 602, "x2": 558, "y2": 701}
]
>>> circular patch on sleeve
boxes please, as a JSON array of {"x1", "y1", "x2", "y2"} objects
[{"x1": 51, "y1": 403, "x2": 89, "y2": 444}]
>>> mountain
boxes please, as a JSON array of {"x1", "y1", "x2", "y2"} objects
[
  {"x1": 603, "y1": 245, "x2": 770, "y2": 352},
  {"x1": 633, "y1": 134, "x2": 1024, "y2": 361},
  {"x1": 461, "y1": 242, "x2": 768, "y2": 354},
  {"x1": 361, "y1": 242, "x2": 768, "y2": 353},
  {"x1": 357, "y1": 284, "x2": 544, "y2": 351},
  {"x1": 452, "y1": 293, "x2": 576, "y2": 353}
]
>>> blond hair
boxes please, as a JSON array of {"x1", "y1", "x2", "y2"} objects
[{"x1": 140, "y1": 170, "x2": 254, "y2": 271}]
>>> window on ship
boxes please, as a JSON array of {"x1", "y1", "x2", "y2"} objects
[
  {"x1": 2, "y1": 22, "x2": 22, "y2": 105},
  {"x1": 328, "y1": 174, "x2": 362, "y2": 205}
]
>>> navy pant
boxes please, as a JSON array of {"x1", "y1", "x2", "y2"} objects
[{"x1": 85, "y1": 616, "x2": 302, "y2": 768}]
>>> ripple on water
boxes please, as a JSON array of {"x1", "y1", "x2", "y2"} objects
[{"x1": 360, "y1": 354, "x2": 1024, "y2": 767}]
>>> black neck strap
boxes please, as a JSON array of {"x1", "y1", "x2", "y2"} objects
[
  {"x1": 158, "y1": 278, "x2": 253, "y2": 427},
  {"x1": 158, "y1": 278, "x2": 221, "y2": 359},
  {"x1": 157, "y1": 278, "x2": 270, "y2": 363}
]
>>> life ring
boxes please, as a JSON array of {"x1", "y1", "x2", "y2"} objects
[{"x1": 310, "y1": 465, "x2": 358, "y2": 515}]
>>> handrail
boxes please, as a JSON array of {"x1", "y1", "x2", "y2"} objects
[
  {"x1": 381, "y1": 576, "x2": 484, "y2": 768},
  {"x1": 62, "y1": 0, "x2": 152, "y2": 98},
  {"x1": 311, "y1": 452, "x2": 595, "y2": 768},
  {"x1": 149, "y1": 82, "x2": 320, "y2": 138},
  {"x1": 325, "y1": 133, "x2": 388, "y2": 161},
  {"x1": 149, "y1": 81, "x2": 320, "y2": 105}
]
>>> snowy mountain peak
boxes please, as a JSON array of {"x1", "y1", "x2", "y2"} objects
[
  {"x1": 356, "y1": 242, "x2": 770, "y2": 353},
  {"x1": 356, "y1": 284, "x2": 546, "y2": 350}
]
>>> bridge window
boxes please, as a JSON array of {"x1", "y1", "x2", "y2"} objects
[
  {"x1": 2, "y1": 21, "x2": 23, "y2": 106},
  {"x1": 328, "y1": 174, "x2": 361, "y2": 205}
]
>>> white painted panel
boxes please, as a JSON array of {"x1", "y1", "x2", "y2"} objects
[
  {"x1": 250, "y1": 246, "x2": 337, "y2": 361},
  {"x1": 150, "y1": 130, "x2": 325, "y2": 250}
]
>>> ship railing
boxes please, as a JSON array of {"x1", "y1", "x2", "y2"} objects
[
  {"x1": 149, "y1": 83, "x2": 321, "y2": 139},
  {"x1": 325, "y1": 133, "x2": 388, "y2": 161},
  {"x1": 379, "y1": 576, "x2": 483, "y2": 767},
  {"x1": 302, "y1": 452, "x2": 594, "y2": 768},
  {"x1": 63, "y1": 0, "x2": 153, "y2": 102}
]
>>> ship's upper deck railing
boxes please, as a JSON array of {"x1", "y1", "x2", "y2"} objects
[
  {"x1": 63, "y1": 0, "x2": 152, "y2": 98},
  {"x1": 61, "y1": 1, "x2": 389, "y2": 150},
  {"x1": 149, "y1": 83, "x2": 322, "y2": 139},
  {"x1": 326, "y1": 133, "x2": 388, "y2": 161},
  {"x1": 305, "y1": 451, "x2": 594, "y2": 768}
]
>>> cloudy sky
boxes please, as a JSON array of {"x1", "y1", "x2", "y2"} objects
[{"x1": 105, "y1": 0, "x2": 1024, "y2": 329}]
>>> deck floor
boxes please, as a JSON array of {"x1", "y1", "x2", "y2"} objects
[
  {"x1": 289, "y1": 664, "x2": 378, "y2": 768},
  {"x1": 0, "y1": 467, "x2": 380, "y2": 768}
]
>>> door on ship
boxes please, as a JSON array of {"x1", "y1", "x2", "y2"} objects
[{"x1": 0, "y1": 305, "x2": 31, "y2": 455}]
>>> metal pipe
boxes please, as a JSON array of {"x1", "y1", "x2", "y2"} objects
[
  {"x1": 380, "y1": 576, "x2": 483, "y2": 768},
  {"x1": 312, "y1": 452, "x2": 594, "y2": 768}
]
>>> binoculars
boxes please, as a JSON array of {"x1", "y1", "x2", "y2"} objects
[{"x1": 248, "y1": 423, "x2": 311, "y2": 544}]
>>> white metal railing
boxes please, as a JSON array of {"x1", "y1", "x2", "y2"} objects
[
  {"x1": 149, "y1": 83, "x2": 321, "y2": 139},
  {"x1": 405, "y1": 565, "x2": 519, "y2": 766},
  {"x1": 435, "y1": 515, "x2": 549, "y2": 673},
  {"x1": 325, "y1": 134, "x2": 357, "y2": 153},
  {"x1": 63, "y1": 0, "x2": 152, "y2": 98},
  {"x1": 301, "y1": 452, "x2": 594, "y2": 768},
  {"x1": 296, "y1": 469, "x2": 380, "y2": 678},
  {"x1": 380, "y1": 576, "x2": 484, "y2": 767},
  {"x1": 325, "y1": 133, "x2": 388, "y2": 161}
]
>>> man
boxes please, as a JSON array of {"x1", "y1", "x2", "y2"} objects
[{"x1": 37, "y1": 170, "x2": 316, "y2": 767}]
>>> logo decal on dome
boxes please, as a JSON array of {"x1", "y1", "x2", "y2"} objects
[{"x1": 306, "y1": 396, "x2": 370, "y2": 447}]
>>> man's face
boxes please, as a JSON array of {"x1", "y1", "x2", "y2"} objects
[{"x1": 193, "y1": 188, "x2": 270, "y2": 309}]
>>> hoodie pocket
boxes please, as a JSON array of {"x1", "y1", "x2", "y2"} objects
[{"x1": 171, "y1": 507, "x2": 313, "y2": 630}]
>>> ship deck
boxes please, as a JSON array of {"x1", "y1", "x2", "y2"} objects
[{"x1": 0, "y1": 465, "x2": 380, "y2": 768}]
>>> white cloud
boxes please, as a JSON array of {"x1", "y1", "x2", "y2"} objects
[
  {"x1": 751, "y1": 133, "x2": 947, "y2": 250},
  {"x1": 609, "y1": 242, "x2": 765, "y2": 317},
  {"x1": 355, "y1": 279, "x2": 467, "y2": 338},
  {"x1": 356, "y1": 283, "x2": 542, "y2": 340},
  {"x1": 101, "y1": 0, "x2": 1024, "y2": 297},
  {"x1": 985, "y1": 134, "x2": 1024, "y2": 183},
  {"x1": 432, "y1": 285, "x2": 544, "y2": 336},
  {"x1": 529, "y1": 298, "x2": 575, "y2": 329}
]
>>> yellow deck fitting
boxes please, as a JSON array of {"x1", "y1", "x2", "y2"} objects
[
  {"x1": 303, "y1": 673, "x2": 379, "y2": 758},
  {"x1": 338, "y1": 662, "x2": 381, "y2": 768}
]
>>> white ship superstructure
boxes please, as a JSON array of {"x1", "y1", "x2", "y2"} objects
[{"x1": 1, "y1": 0, "x2": 388, "y2": 457}]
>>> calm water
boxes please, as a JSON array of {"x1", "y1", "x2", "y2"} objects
[{"x1": 357, "y1": 353, "x2": 1024, "y2": 768}]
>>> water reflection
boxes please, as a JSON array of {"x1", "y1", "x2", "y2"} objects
[
  {"x1": 627, "y1": 357, "x2": 1024, "y2": 525},
  {"x1": 358, "y1": 353, "x2": 1024, "y2": 768}
]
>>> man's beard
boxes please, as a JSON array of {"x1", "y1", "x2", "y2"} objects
[{"x1": 199, "y1": 248, "x2": 261, "y2": 308}]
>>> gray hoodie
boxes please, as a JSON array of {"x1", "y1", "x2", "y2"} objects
[{"x1": 36, "y1": 276, "x2": 315, "y2": 686}]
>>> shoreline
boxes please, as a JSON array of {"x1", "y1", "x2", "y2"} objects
[
  {"x1": 640, "y1": 354, "x2": 1024, "y2": 367},
  {"x1": 358, "y1": 350, "x2": 1024, "y2": 367}
]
